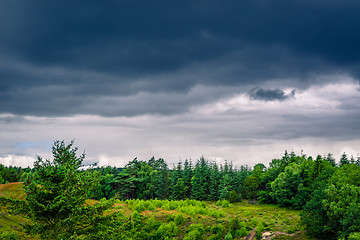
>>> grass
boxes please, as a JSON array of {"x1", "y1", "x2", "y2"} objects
[
  {"x1": 0, "y1": 182, "x2": 32, "y2": 239},
  {"x1": 0, "y1": 182, "x2": 26, "y2": 200},
  {"x1": 0, "y1": 183, "x2": 316, "y2": 239}
]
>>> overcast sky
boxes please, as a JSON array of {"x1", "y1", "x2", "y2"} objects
[{"x1": 1, "y1": 0, "x2": 360, "y2": 168}]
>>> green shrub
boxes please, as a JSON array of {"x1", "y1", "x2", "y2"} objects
[
  {"x1": 175, "y1": 213, "x2": 185, "y2": 225},
  {"x1": 148, "y1": 202, "x2": 155, "y2": 211},
  {"x1": 134, "y1": 201, "x2": 146, "y2": 212},
  {"x1": 154, "y1": 222, "x2": 179, "y2": 239},
  {"x1": 349, "y1": 232, "x2": 360, "y2": 240},
  {"x1": 221, "y1": 199, "x2": 231, "y2": 208},
  {"x1": 187, "y1": 223, "x2": 205, "y2": 235},
  {"x1": 169, "y1": 200, "x2": 179, "y2": 210},
  {"x1": 211, "y1": 224, "x2": 224, "y2": 235},
  {"x1": 238, "y1": 227, "x2": 249, "y2": 237},
  {"x1": 0, "y1": 231, "x2": 20, "y2": 240},
  {"x1": 229, "y1": 217, "x2": 241, "y2": 235},
  {"x1": 144, "y1": 216, "x2": 160, "y2": 232},
  {"x1": 162, "y1": 202, "x2": 171, "y2": 211},
  {"x1": 224, "y1": 232, "x2": 233, "y2": 240},
  {"x1": 184, "y1": 230, "x2": 202, "y2": 240},
  {"x1": 184, "y1": 223, "x2": 205, "y2": 240},
  {"x1": 228, "y1": 190, "x2": 240, "y2": 203},
  {"x1": 255, "y1": 220, "x2": 265, "y2": 239}
]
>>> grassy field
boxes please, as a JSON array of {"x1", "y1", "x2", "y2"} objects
[{"x1": 0, "y1": 182, "x2": 315, "y2": 239}]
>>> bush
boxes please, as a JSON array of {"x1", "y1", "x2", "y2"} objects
[
  {"x1": 184, "y1": 223, "x2": 205, "y2": 240},
  {"x1": 187, "y1": 223, "x2": 205, "y2": 235},
  {"x1": 154, "y1": 222, "x2": 179, "y2": 239},
  {"x1": 169, "y1": 200, "x2": 179, "y2": 210},
  {"x1": 349, "y1": 232, "x2": 360, "y2": 240},
  {"x1": 0, "y1": 231, "x2": 20, "y2": 240},
  {"x1": 238, "y1": 227, "x2": 249, "y2": 237},
  {"x1": 224, "y1": 232, "x2": 233, "y2": 240},
  {"x1": 148, "y1": 202, "x2": 156, "y2": 211},
  {"x1": 175, "y1": 213, "x2": 185, "y2": 225},
  {"x1": 221, "y1": 199, "x2": 231, "y2": 208},
  {"x1": 229, "y1": 217, "x2": 241, "y2": 235},
  {"x1": 208, "y1": 209, "x2": 225, "y2": 218},
  {"x1": 134, "y1": 201, "x2": 146, "y2": 212},
  {"x1": 255, "y1": 220, "x2": 265, "y2": 239},
  {"x1": 184, "y1": 230, "x2": 202, "y2": 240},
  {"x1": 228, "y1": 191, "x2": 240, "y2": 203},
  {"x1": 211, "y1": 224, "x2": 224, "y2": 235}
]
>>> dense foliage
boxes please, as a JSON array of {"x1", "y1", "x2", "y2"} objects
[{"x1": 1, "y1": 141, "x2": 360, "y2": 239}]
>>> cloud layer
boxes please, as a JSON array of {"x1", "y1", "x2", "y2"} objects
[{"x1": 1, "y1": 1, "x2": 360, "y2": 167}]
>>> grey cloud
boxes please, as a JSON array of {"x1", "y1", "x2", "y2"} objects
[
  {"x1": 0, "y1": 115, "x2": 27, "y2": 124},
  {"x1": 248, "y1": 87, "x2": 295, "y2": 101},
  {"x1": 1, "y1": 0, "x2": 360, "y2": 117}
]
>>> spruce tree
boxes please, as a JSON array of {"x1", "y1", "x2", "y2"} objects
[
  {"x1": 191, "y1": 157, "x2": 210, "y2": 200},
  {"x1": 170, "y1": 161, "x2": 183, "y2": 200},
  {"x1": 209, "y1": 162, "x2": 221, "y2": 200},
  {"x1": 340, "y1": 152, "x2": 350, "y2": 167},
  {"x1": 219, "y1": 174, "x2": 233, "y2": 200},
  {"x1": 24, "y1": 140, "x2": 113, "y2": 239},
  {"x1": 183, "y1": 159, "x2": 193, "y2": 198}
]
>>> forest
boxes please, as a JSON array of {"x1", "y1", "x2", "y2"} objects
[{"x1": 0, "y1": 140, "x2": 360, "y2": 239}]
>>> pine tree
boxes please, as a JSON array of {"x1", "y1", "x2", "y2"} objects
[
  {"x1": 219, "y1": 174, "x2": 233, "y2": 200},
  {"x1": 209, "y1": 162, "x2": 221, "y2": 200},
  {"x1": 350, "y1": 155, "x2": 355, "y2": 165},
  {"x1": 170, "y1": 161, "x2": 184, "y2": 200},
  {"x1": 153, "y1": 158, "x2": 170, "y2": 199},
  {"x1": 191, "y1": 157, "x2": 210, "y2": 200},
  {"x1": 340, "y1": 152, "x2": 350, "y2": 167},
  {"x1": 183, "y1": 159, "x2": 193, "y2": 198},
  {"x1": 24, "y1": 140, "x2": 113, "y2": 239},
  {"x1": 325, "y1": 153, "x2": 336, "y2": 167}
]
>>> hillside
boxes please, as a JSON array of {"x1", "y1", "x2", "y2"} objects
[{"x1": 0, "y1": 182, "x2": 31, "y2": 239}]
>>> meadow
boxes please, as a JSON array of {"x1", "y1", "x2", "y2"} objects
[{"x1": 0, "y1": 182, "x2": 314, "y2": 240}]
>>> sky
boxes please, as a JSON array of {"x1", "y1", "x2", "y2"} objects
[{"x1": 1, "y1": 0, "x2": 360, "y2": 168}]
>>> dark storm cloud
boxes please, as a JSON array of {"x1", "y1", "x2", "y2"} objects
[
  {"x1": 248, "y1": 87, "x2": 295, "y2": 101},
  {"x1": 1, "y1": 0, "x2": 360, "y2": 116}
]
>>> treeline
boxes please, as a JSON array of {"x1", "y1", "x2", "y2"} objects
[
  {"x1": 90, "y1": 157, "x2": 251, "y2": 202},
  {"x1": 0, "y1": 164, "x2": 32, "y2": 184}
]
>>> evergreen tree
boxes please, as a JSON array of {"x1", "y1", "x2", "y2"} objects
[
  {"x1": 183, "y1": 159, "x2": 193, "y2": 198},
  {"x1": 170, "y1": 161, "x2": 184, "y2": 200},
  {"x1": 340, "y1": 152, "x2": 350, "y2": 167},
  {"x1": 112, "y1": 170, "x2": 136, "y2": 199},
  {"x1": 350, "y1": 155, "x2": 355, "y2": 164},
  {"x1": 191, "y1": 157, "x2": 210, "y2": 200},
  {"x1": 209, "y1": 162, "x2": 221, "y2": 200},
  {"x1": 325, "y1": 153, "x2": 336, "y2": 167},
  {"x1": 219, "y1": 173, "x2": 233, "y2": 200},
  {"x1": 24, "y1": 140, "x2": 113, "y2": 239},
  {"x1": 171, "y1": 178, "x2": 187, "y2": 200},
  {"x1": 153, "y1": 158, "x2": 170, "y2": 199}
]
